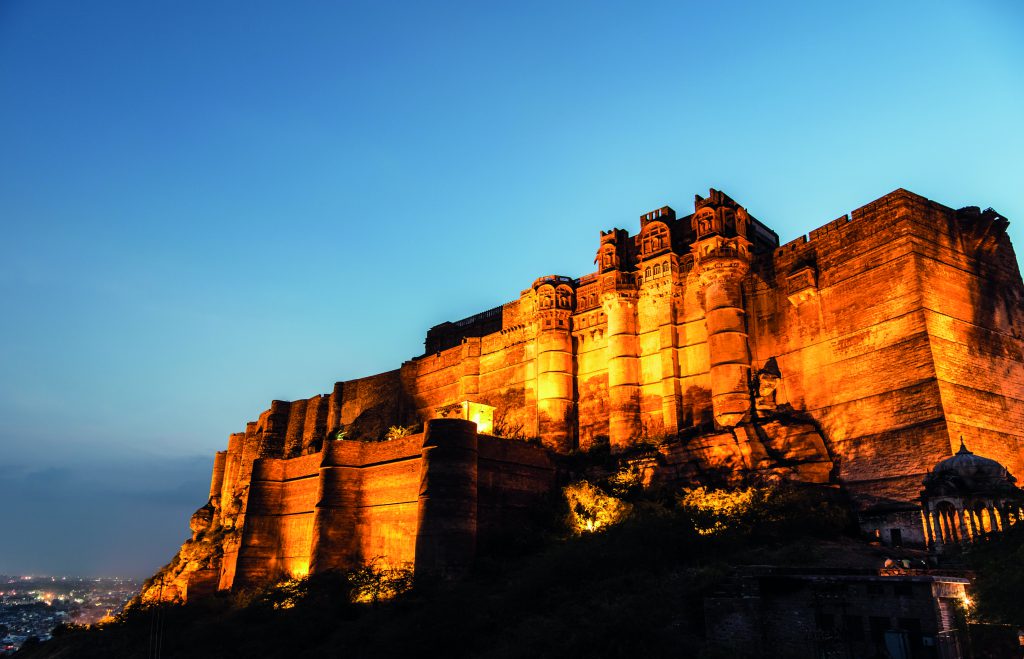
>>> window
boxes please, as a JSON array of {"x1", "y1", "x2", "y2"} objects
[{"x1": 890, "y1": 528, "x2": 903, "y2": 547}]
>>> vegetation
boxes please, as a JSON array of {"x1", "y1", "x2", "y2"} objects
[
  {"x1": 966, "y1": 520, "x2": 1024, "y2": 626},
  {"x1": 563, "y1": 480, "x2": 632, "y2": 533},
  {"x1": 383, "y1": 425, "x2": 414, "y2": 441}
]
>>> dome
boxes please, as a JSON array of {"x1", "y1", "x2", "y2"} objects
[{"x1": 923, "y1": 438, "x2": 1018, "y2": 496}]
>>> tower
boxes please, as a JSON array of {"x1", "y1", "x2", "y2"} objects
[
  {"x1": 533, "y1": 276, "x2": 576, "y2": 451},
  {"x1": 598, "y1": 229, "x2": 642, "y2": 449},
  {"x1": 690, "y1": 190, "x2": 754, "y2": 428}
]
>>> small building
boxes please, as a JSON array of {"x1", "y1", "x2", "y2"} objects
[
  {"x1": 921, "y1": 439, "x2": 1024, "y2": 551},
  {"x1": 705, "y1": 567, "x2": 973, "y2": 658}
]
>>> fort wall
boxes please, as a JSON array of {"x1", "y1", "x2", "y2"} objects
[
  {"x1": 155, "y1": 187, "x2": 1023, "y2": 599},
  {"x1": 197, "y1": 420, "x2": 554, "y2": 595}
]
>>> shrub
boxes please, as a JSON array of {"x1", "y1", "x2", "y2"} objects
[
  {"x1": 563, "y1": 480, "x2": 632, "y2": 533},
  {"x1": 384, "y1": 425, "x2": 413, "y2": 441}
]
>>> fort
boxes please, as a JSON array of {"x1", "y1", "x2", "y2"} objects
[{"x1": 143, "y1": 187, "x2": 1024, "y2": 602}]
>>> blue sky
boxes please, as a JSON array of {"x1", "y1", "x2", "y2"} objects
[{"x1": 1, "y1": 0, "x2": 1022, "y2": 576}]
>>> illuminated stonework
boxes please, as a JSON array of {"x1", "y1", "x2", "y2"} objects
[{"x1": 144, "y1": 188, "x2": 1024, "y2": 601}]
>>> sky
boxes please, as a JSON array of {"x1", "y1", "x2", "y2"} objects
[{"x1": 1, "y1": 0, "x2": 1022, "y2": 577}]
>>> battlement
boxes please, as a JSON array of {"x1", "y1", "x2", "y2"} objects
[
  {"x1": 425, "y1": 305, "x2": 504, "y2": 354},
  {"x1": 695, "y1": 188, "x2": 741, "y2": 211},
  {"x1": 773, "y1": 188, "x2": 953, "y2": 260},
  {"x1": 532, "y1": 275, "x2": 574, "y2": 289},
  {"x1": 640, "y1": 205, "x2": 676, "y2": 227}
]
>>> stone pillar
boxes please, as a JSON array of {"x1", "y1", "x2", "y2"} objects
[
  {"x1": 932, "y1": 511, "x2": 944, "y2": 544},
  {"x1": 922, "y1": 507, "x2": 935, "y2": 548},
  {"x1": 697, "y1": 265, "x2": 752, "y2": 427},
  {"x1": 603, "y1": 292, "x2": 641, "y2": 449},
  {"x1": 988, "y1": 504, "x2": 1002, "y2": 532},
  {"x1": 956, "y1": 508, "x2": 968, "y2": 544},
  {"x1": 414, "y1": 418, "x2": 478, "y2": 578},
  {"x1": 309, "y1": 440, "x2": 362, "y2": 573}
]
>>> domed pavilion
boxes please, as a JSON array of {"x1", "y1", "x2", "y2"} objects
[{"x1": 921, "y1": 437, "x2": 1024, "y2": 550}]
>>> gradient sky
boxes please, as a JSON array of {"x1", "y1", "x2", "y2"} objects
[{"x1": 1, "y1": 0, "x2": 1022, "y2": 577}]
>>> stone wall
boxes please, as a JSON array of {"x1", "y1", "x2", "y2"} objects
[{"x1": 190, "y1": 419, "x2": 554, "y2": 596}]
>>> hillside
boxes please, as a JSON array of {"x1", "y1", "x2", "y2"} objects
[{"x1": 17, "y1": 479, "x2": 866, "y2": 658}]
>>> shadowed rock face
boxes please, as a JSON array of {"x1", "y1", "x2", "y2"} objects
[{"x1": 144, "y1": 188, "x2": 1024, "y2": 600}]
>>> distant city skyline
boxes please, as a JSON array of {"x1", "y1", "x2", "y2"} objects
[{"x1": 2, "y1": 0, "x2": 1022, "y2": 576}]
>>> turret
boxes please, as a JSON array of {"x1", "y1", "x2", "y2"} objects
[
  {"x1": 414, "y1": 418, "x2": 479, "y2": 577},
  {"x1": 309, "y1": 440, "x2": 362, "y2": 573},
  {"x1": 637, "y1": 206, "x2": 682, "y2": 437},
  {"x1": 691, "y1": 190, "x2": 754, "y2": 427},
  {"x1": 595, "y1": 229, "x2": 642, "y2": 449},
  {"x1": 533, "y1": 276, "x2": 576, "y2": 451}
]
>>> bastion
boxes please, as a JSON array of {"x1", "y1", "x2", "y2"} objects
[{"x1": 144, "y1": 188, "x2": 1024, "y2": 601}]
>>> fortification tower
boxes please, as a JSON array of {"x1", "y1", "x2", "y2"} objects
[
  {"x1": 690, "y1": 190, "x2": 754, "y2": 427},
  {"x1": 533, "y1": 276, "x2": 576, "y2": 451},
  {"x1": 597, "y1": 229, "x2": 642, "y2": 449},
  {"x1": 636, "y1": 206, "x2": 683, "y2": 438}
]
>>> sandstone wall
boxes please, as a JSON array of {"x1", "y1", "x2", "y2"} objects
[
  {"x1": 202, "y1": 420, "x2": 554, "y2": 593},
  {"x1": 405, "y1": 300, "x2": 539, "y2": 443},
  {"x1": 756, "y1": 190, "x2": 1024, "y2": 508}
]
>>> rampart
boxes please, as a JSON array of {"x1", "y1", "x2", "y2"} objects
[
  {"x1": 151, "y1": 187, "x2": 1024, "y2": 600},
  {"x1": 174, "y1": 419, "x2": 554, "y2": 598}
]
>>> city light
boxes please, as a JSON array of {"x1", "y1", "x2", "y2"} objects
[{"x1": 0, "y1": 575, "x2": 140, "y2": 653}]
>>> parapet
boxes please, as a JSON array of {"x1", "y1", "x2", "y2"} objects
[{"x1": 640, "y1": 205, "x2": 676, "y2": 228}]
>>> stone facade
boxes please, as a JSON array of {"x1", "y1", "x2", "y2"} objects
[
  {"x1": 147, "y1": 187, "x2": 1024, "y2": 600},
  {"x1": 414, "y1": 188, "x2": 1024, "y2": 519}
]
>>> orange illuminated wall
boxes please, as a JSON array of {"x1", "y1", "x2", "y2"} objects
[{"x1": 211, "y1": 419, "x2": 553, "y2": 593}]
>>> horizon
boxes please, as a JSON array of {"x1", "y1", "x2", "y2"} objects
[{"x1": 2, "y1": 0, "x2": 1023, "y2": 578}]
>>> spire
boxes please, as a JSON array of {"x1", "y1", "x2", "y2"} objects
[{"x1": 957, "y1": 435, "x2": 972, "y2": 455}]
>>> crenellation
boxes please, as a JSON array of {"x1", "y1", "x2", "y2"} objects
[{"x1": 807, "y1": 214, "x2": 850, "y2": 241}]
